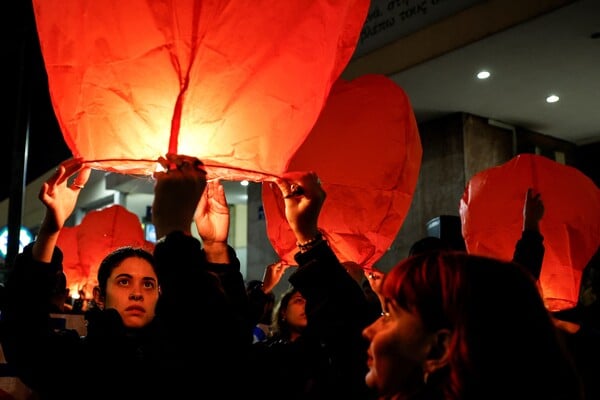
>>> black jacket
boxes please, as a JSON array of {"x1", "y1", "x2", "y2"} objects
[{"x1": 249, "y1": 240, "x2": 374, "y2": 400}]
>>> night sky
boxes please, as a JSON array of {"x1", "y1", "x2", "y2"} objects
[{"x1": 2, "y1": 1, "x2": 71, "y2": 202}]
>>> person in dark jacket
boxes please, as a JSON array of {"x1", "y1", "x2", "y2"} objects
[
  {"x1": 249, "y1": 171, "x2": 374, "y2": 400},
  {"x1": 246, "y1": 260, "x2": 292, "y2": 343},
  {"x1": 1, "y1": 155, "x2": 250, "y2": 399}
]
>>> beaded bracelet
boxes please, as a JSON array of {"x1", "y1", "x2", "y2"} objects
[{"x1": 297, "y1": 231, "x2": 324, "y2": 252}]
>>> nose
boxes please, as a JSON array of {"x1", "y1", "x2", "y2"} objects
[
  {"x1": 362, "y1": 320, "x2": 377, "y2": 340},
  {"x1": 129, "y1": 293, "x2": 143, "y2": 301}
]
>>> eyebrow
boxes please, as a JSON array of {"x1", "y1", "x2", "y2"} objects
[{"x1": 114, "y1": 273, "x2": 157, "y2": 282}]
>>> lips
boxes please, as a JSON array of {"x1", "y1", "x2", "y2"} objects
[
  {"x1": 125, "y1": 305, "x2": 145, "y2": 314},
  {"x1": 366, "y1": 352, "x2": 373, "y2": 367}
]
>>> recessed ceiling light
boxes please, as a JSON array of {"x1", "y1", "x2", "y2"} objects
[
  {"x1": 240, "y1": 180, "x2": 249, "y2": 186},
  {"x1": 546, "y1": 94, "x2": 560, "y2": 103},
  {"x1": 476, "y1": 70, "x2": 490, "y2": 79}
]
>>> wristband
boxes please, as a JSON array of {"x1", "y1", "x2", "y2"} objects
[{"x1": 296, "y1": 231, "x2": 324, "y2": 252}]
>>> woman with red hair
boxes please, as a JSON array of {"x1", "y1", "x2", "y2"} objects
[{"x1": 362, "y1": 251, "x2": 583, "y2": 400}]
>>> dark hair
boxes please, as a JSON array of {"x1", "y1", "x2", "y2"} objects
[
  {"x1": 51, "y1": 271, "x2": 68, "y2": 296},
  {"x1": 272, "y1": 287, "x2": 301, "y2": 341},
  {"x1": 381, "y1": 250, "x2": 583, "y2": 400},
  {"x1": 96, "y1": 247, "x2": 157, "y2": 297},
  {"x1": 246, "y1": 279, "x2": 264, "y2": 292},
  {"x1": 408, "y1": 236, "x2": 450, "y2": 256}
]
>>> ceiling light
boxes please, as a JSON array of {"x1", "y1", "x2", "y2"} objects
[
  {"x1": 240, "y1": 180, "x2": 249, "y2": 186},
  {"x1": 546, "y1": 94, "x2": 560, "y2": 103},
  {"x1": 476, "y1": 70, "x2": 490, "y2": 79}
]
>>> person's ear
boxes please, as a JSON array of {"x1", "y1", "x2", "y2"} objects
[
  {"x1": 93, "y1": 286, "x2": 105, "y2": 308},
  {"x1": 423, "y1": 328, "x2": 452, "y2": 378}
]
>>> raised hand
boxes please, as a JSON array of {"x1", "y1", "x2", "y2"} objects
[
  {"x1": 34, "y1": 157, "x2": 90, "y2": 262},
  {"x1": 363, "y1": 267, "x2": 385, "y2": 296},
  {"x1": 152, "y1": 154, "x2": 207, "y2": 239},
  {"x1": 273, "y1": 171, "x2": 325, "y2": 244},
  {"x1": 261, "y1": 261, "x2": 295, "y2": 294},
  {"x1": 195, "y1": 179, "x2": 230, "y2": 245},
  {"x1": 39, "y1": 158, "x2": 90, "y2": 234},
  {"x1": 523, "y1": 188, "x2": 544, "y2": 231}
]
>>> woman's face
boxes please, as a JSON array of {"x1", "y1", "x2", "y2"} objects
[
  {"x1": 103, "y1": 257, "x2": 160, "y2": 329},
  {"x1": 283, "y1": 291, "x2": 307, "y2": 332},
  {"x1": 362, "y1": 300, "x2": 433, "y2": 397}
]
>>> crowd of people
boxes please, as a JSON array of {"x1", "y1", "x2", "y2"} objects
[{"x1": 0, "y1": 153, "x2": 597, "y2": 399}]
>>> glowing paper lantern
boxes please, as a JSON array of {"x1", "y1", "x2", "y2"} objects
[
  {"x1": 460, "y1": 154, "x2": 600, "y2": 311},
  {"x1": 32, "y1": 0, "x2": 369, "y2": 182},
  {"x1": 55, "y1": 225, "x2": 88, "y2": 295},
  {"x1": 262, "y1": 75, "x2": 422, "y2": 269},
  {"x1": 57, "y1": 205, "x2": 154, "y2": 298}
]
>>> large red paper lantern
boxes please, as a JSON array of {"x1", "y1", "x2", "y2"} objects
[
  {"x1": 32, "y1": 0, "x2": 369, "y2": 182},
  {"x1": 460, "y1": 154, "x2": 600, "y2": 311},
  {"x1": 262, "y1": 75, "x2": 422, "y2": 269},
  {"x1": 56, "y1": 205, "x2": 154, "y2": 299}
]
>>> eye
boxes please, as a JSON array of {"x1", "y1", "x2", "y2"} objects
[
  {"x1": 117, "y1": 278, "x2": 130, "y2": 287},
  {"x1": 292, "y1": 296, "x2": 306, "y2": 305},
  {"x1": 143, "y1": 280, "x2": 156, "y2": 290}
]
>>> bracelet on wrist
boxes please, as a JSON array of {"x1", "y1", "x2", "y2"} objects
[{"x1": 296, "y1": 231, "x2": 324, "y2": 252}]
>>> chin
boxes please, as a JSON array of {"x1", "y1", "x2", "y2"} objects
[
  {"x1": 365, "y1": 369, "x2": 377, "y2": 389},
  {"x1": 123, "y1": 318, "x2": 148, "y2": 329}
]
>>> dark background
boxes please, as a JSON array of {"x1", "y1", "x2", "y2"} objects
[{"x1": 2, "y1": 1, "x2": 71, "y2": 203}]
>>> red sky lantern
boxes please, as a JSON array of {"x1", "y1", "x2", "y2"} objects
[
  {"x1": 262, "y1": 75, "x2": 422, "y2": 269},
  {"x1": 32, "y1": 0, "x2": 369, "y2": 182},
  {"x1": 55, "y1": 225, "x2": 88, "y2": 296},
  {"x1": 460, "y1": 153, "x2": 600, "y2": 311},
  {"x1": 56, "y1": 205, "x2": 154, "y2": 299}
]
